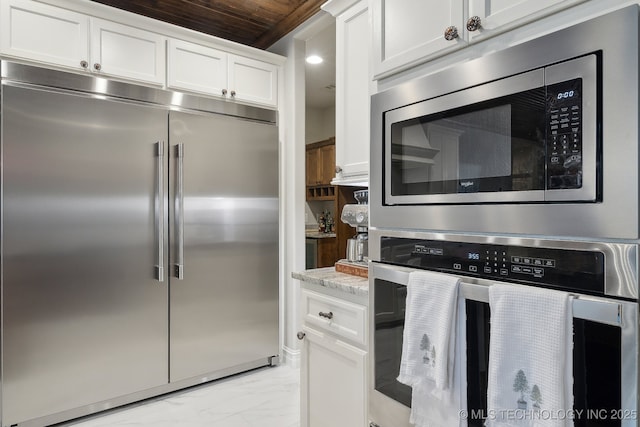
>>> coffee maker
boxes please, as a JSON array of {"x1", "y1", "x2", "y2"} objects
[{"x1": 340, "y1": 189, "x2": 368, "y2": 263}]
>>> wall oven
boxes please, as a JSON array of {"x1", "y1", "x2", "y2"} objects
[
  {"x1": 370, "y1": 5, "x2": 640, "y2": 240},
  {"x1": 368, "y1": 228, "x2": 638, "y2": 427}
]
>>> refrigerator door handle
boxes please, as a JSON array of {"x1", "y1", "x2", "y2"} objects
[
  {"x1": 155, "y1": 141, "x2": 165, "y2": 282},
  {"x1": 174, "y1": 143, "x2": 185, "y2": 280}
]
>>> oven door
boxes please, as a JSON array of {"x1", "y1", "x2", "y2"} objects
[{"x1": 368, "y1": 262, "x2": 638, "y2": 427}]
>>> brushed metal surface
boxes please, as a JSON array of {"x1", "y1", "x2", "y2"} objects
[
  {"x1": 168, "y1": 110, "x2": 279, "y2": 383},
  {"x1": 369, "y1": 227, "x2": 638, "y2": 300},
  {"x1": 1, "y1": 84, "x2": 169, "y2": 425},
  {"x1": 1, "y1": 60, "x2": 280, "y2": 427},
  {"x1": 1, "y1": 60, "x2": 277, "y2": 123},
  {"x1": 370, "y1": 5, "x2": 640, "y2": 240},
  {"x1": 368, "y1": 260, "x2": 639, "y2": 427}
]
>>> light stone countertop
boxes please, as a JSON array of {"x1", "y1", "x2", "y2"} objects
[
  {"x1": 292, "y1": 267, "x2": 368, "y2": 297},
  {"x1": 305, "y1": 231, "x2": 336, "y2": 239}
]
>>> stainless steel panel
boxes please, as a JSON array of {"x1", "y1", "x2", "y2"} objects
[
  {"x1": 1, "y1": 60, "x2": 277, "y2": 124},
  {"x1": 384, "y1": 68, "x2": 546, "y2": 205},
  {"x1": 1, "y1": 84, "x2": 169, "y2": 425},
  {"x1": 370, "y1": 5, "x2": 640, "y2": 240},
  {"x1": 369, "y1": 227, "x2": 638, "y2": 299},
  {"x1": 169, "y1": 110, "x2": 279, "y2": 382},
  {"x1": 368, "y1": 258, "x2": 639, "y2": 427},
  {"x1": 544, "y1": 54, "x2": 597, "y2": 202}
]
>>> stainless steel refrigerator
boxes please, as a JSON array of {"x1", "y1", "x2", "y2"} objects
[{"x1": 0, "y1": 61, "x2": 279, "y2": 427}]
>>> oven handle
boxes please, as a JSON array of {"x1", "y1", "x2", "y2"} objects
[{"x1": 370, "y1": 263, "x2": 622, "y2": 327}]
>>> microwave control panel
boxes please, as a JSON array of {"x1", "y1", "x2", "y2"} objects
[
  {"x1": 380, "y1": 237, "x2": 605, "y2": 295},
  {"x1": 546, "y1": 78, "x2": 583, "y2": 190}
]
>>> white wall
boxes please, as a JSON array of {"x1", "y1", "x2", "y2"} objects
[
  {"x1": 306, "y1": 105, "x2": 336, "y2": 143},
  {"x1": 269, "y1": 11, "x2": 336, "y2": 367}
]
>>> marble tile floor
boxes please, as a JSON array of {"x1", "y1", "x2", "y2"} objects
[{"x1": 59, "y1": 365, "x2": 300, "y2": 427}]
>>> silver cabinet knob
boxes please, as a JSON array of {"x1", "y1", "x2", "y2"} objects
[
  {"x1": 80, "y1": 60, "x2": 88, "y2": 69},
  {"x1": 319, "y1": 311, "x2": 333, "y2": 320},
  {"x1": 466, "y1": 16, "x2": 482, "y2": 32},
  {"x1": 335, "y1": 165, "x2": 342, "y2": 174},
  {"x1": 297, "y1": 331, "x2": 306, "y2": 340},
  {"x1": 93, "y1": 63, "x2": 102, "y2": 71},
  {"x1": 222, "y1": 89, "x2": 228, "y2": 96},
  {"x1": 444, "y1": 26, "x2": 459, "y2": 41},
  {"x1": 230, "y1": 90, "x2": 236, "y2": 98}
]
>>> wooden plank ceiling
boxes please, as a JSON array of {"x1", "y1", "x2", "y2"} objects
[{"x1": 89, "y1": 0, "x2": 326, "y2": 49}]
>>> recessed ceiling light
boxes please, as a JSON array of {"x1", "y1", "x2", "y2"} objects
[{"x1": 306, "y1": 55, "x2": 323, "y2": 64}]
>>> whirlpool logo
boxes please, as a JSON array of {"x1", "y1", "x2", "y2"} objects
[{"x1": 460, "y1": 181, "x2": 475, "y2": 188}]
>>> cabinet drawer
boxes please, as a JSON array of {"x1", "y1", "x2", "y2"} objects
[{"x1": 301, "y1": 289, "x2": 366, "y2": 346}]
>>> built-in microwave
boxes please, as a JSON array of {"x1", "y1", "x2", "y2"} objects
[
  {"x1": 385, "y1": 54, "x2": 597, "y2": 205},
  {"x1": 370, "y1": 6, "x2": 640, "y2": 240}
]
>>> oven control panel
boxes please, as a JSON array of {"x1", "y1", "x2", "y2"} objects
[
  {"x1": 546, "y1": 78, "x2": 583, "y2": 190},
  {"x1": 380, "y1": 237, "x2": 605, "y2": 295}
]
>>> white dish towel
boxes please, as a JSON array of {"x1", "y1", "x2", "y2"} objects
[
  {"x1": 397, "y1": 270, "x2": 462, "y2": 427},
  {"x1": 486, "y1": 283, "x2": 573, "y2": 427}
]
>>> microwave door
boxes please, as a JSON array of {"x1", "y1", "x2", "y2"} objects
[
  {"x1": 543, "y1": 54, "x2": 598, "y2": 202},
  {"x1": 384, "y1": 69, "x2": 546, "y2": 206}
]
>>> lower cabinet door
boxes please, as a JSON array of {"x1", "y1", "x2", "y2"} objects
[{"x1": 301, "y1": 326, "x2": 367, "y2": 427}]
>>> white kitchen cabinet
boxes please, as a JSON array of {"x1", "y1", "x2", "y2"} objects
[
  {"x1": 323, "y1": 0, "x2": 371, "y2": 186},
  {"x1": 372, "y1": 0, "x2": 465, "y2": 79},
  {"x1": 299, "y1": 287, "x2": 368, "y2": 427},
  {"x1": 300, "y1": 326, "x2": 367, "y2": 427},
  {"x1": 168, "y1": 39, "x2": 278, "y2": 108},
  {"x1": 0, "y1": 0, "x2": 88, "y2": 70},
  {"x1": 228, "y1": 54, "x2": 278, "y2": 107},
  {"x1": 372, "y1": 0, "x2": 587, "y2": 78},
  {"x1": 167, "y1": 39, "x2": 228, "y2": 97},
  {"x1": 0, "y1": 0, "x2": 165, "y2": 85},
  {"x1": 467, "y1": 0, "x2": 587, "y2": 43},
  {"x1": 90, "y1": 18, "x2": 165, "y2": 85}
]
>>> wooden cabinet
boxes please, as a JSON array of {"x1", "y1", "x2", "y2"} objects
[
  {"x1": 0, "y1": 0, "x2": 166, "y2": 85},
  {"x1": 372, "y1": 0, "x2": 587, "y2": 78},
  {"x1": 168, "y1": 39, "x2": 278, "y2": 108},
  {"x1": 306, "y1": 237, "x2": 338, "y2": 269},
  {"x1": 317, "y1": 238, "x2": 338, "y2": 268},
  {"x1": 306, "y1": 138, "x2": 336, "y2": 199},
  {"x1": 299, "y1": 287, "x2": 368, "y2": 427},
  {"x1": 323, "y1": 0, "x2": 371, "y2": 186}
]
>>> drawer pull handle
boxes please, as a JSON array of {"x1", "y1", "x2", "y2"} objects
[
  {"x1": 297, "y1": 331, "x2": 306, "y2": 340},
  {"x1": 319, "y1": 311, "x2": 334, "y2": 320}
]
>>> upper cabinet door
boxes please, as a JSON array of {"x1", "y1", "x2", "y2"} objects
[
  {"x1": 468, "y1": 0, "x2": 587, "y2": 42},
  {"x1": 227, "y1": 54, "x2": 278, "y2": 108},
  {"x1": 334, "y1": 0, "x2": 371, "y2": 185},
  {"x1": 372, "y1": 0, "x2": 465, "y2": 79},
  {"x1": 167, "y1": 39, "x2": 228, "y2": 97},
  {"x1": 0, "y1": 0, "x2": 89, "y2": 71},
  {"x1": 90, "y1": 18, "x2": 166, "y2": 85}
]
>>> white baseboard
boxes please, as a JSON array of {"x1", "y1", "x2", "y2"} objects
[{"x1": 282, "y1": 345, "x2": 301, "y2": 369}]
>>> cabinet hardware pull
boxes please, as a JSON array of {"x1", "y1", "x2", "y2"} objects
[
  {"x1": 335, "y1": 165, "x2": 342, "y2": 173},
  {"x1": 80, "y1": 60, "x2": 88, "y2": 69},
  {"x1": 230, "y1": 90, "x2": 237, "y2": 97},
  {"x1": 222, "y1": 89, "x2": 228, "y2": 96},
  {"x1": 466, "y1": 16, "x2": 482, "y2": 32},
  {"x1": 444, "y1": 26, "x2": 459, "y2": 41},
  {"x1": 93, "y1": 63, "x2": 102, "y2": 71},
  {"x1": 297, "y1": 331, "x2": 306, "y2": 340},
  {"x1": 319, "y1": 311, "x2": 333, "y2": 320}
]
